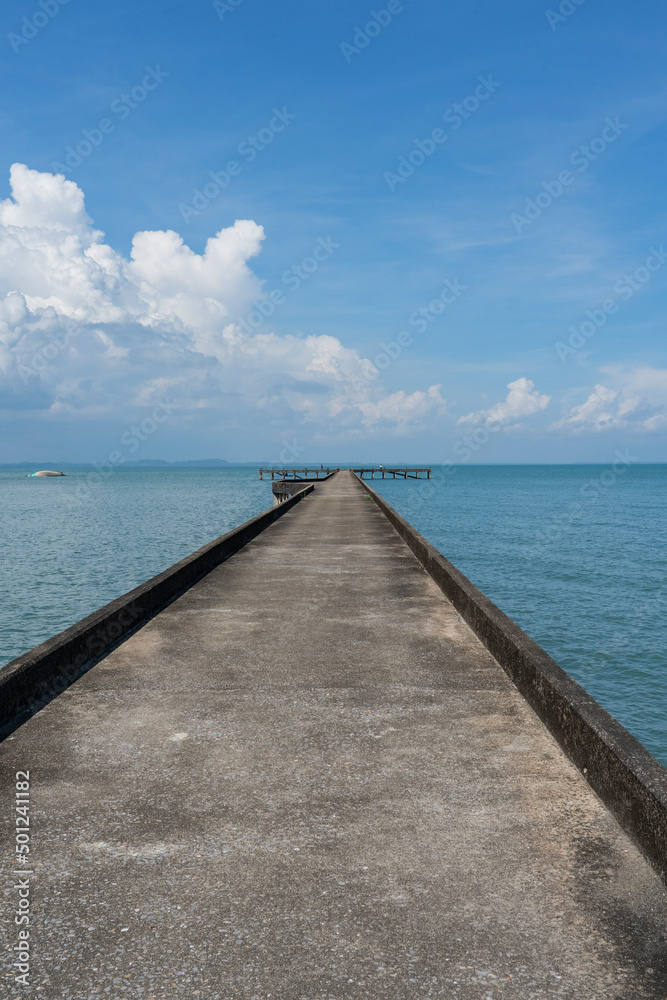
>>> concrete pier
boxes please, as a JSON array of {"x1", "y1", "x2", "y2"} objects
[
  {"x1": 351, "y1": 466, "x2": 431, "y2": 479},
  {"x1": 1, "y1": 471, "x2": 666, "y2": 998}
]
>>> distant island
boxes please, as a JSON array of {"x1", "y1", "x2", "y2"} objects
[
  {"x1": 123, "y1": 459, "x2": 232, "y2": 468},
  {"x1": 0, "y1": 459, "x2": 253, "y2": 469}
]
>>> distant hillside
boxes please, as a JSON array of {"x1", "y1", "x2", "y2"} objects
[
  {"x1": 0, "y1": 459, "x2": 267, "y2": 469},
  {"x1": 123, "y1": 459, "x2": 231, "y2": 468}
]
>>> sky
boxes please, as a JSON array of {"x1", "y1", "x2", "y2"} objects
[{"x1": 0, "y1": 0, "x2": 666, "y2": 464}]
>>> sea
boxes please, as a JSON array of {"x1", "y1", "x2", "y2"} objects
[{"x1": 1, "y1": 464, "x2": 665, "y2": 766}]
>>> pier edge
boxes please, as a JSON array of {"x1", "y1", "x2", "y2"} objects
[
  {"x1": 0, "y1": 482, "x2": 315, "y2": 738},
  {"x1": 354, "y1": 472, "x2": 667, "y2": 883}
]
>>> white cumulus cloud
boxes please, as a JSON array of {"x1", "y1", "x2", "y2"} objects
[
  {"x1": 335, "y1": 384, "x2": 447, "y2": 434},
  {"x1": 0, "y1": 164, "x2": 444, "y2": 437},
  {"x1": 457, "y1": 377, "x2": 551, "y2": 429},
  {"x1": 551, "y1": 373, "x2": 667, "y2": 433}
]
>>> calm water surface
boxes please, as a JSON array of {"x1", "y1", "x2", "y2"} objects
[
  {"x1": 372, "y1": 464, "x2": 666, "y2": 766},
  {"x1": 0, "y1": 466, "x2": 268, "y2": 666},
  {"x1": 1, "y1": 464, "x2": 665, "y2": 765}
]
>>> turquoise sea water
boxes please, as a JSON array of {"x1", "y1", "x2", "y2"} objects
[
  {"x1": 1, "y1": 464, "x2": 665, "y2": 765},
  {"x1": 0, "y1": 466, "x2": 269, "y2": 667},
  {"x1": 371, "y1": 464, "x2": 666, "y2": 767}
]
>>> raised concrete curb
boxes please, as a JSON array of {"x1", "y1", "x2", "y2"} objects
[
  {"x1": 271, "y1": 470, "x2": 336, "y2": 505},
  {"x1": 0, "y1": 483, "x2": 315, "y2": 738},
  {"x1": 355, "y1": 473, "x2": 667, "y2": 881}
]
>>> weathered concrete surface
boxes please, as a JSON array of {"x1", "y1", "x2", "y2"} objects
[
  {"x1": 1, "y1": 471, "x2": 666, "y2": 998},
  {"x1": 356, "y1": 474, "x2": 667, "y2": 877},
  {"x1": 0, "y1": 483, "x2": 315, "y2": 735}
]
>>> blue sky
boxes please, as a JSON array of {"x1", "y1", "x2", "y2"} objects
[{"x1": 1, "y1": 0, "x2": 666, "y2": 463}]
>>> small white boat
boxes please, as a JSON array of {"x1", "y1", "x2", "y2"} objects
[{"x1": 26, "y1": 470, "x2": 66, "y2": 477}]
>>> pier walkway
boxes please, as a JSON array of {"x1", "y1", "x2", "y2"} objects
[{"x1": 1, "y1": 472, "x2": 666, "y2": 998}]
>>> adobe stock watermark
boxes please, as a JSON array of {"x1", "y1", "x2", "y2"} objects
[
  {"x1": 511, "y1": 116, "x2": 628, "y2": 234},
  {"x1": 441, "y1": 416, "x2": 503, "y2": 474},
  {"x1": 18, "y1": 317, "x2": 85, "y2": 384},
  {"x1": 545, "y1": 0, "x2": 587, "y2": 32},
  {"x1": 24, "y1": 604, "x2": 145, "y2": 715},
  {"x1": 51, "y1": 66, "x2": 169, "y2": 174},
  {"x1": 13, "y1": 771, "x2": 32, "y2": 987},
  {"x1": 384, "y1": 76, "x2": 501, "y2": 192},
  {"x1": 65, "y1": 401, "x2": 176, "y2": 506},
  {"x1": 587, "y1": 587, "x2": 666, "y2": 669},
  {"x1": 556, "y1": 246, "x2": 667, "y2": 362},
  {"x1": 520, "y1": 449, "x2": 638, "y2": 562},
  {"x1": 213, "y1": 0, "x2": 247, "y2": 20},
  {"x1": 278, "y1": 438, "x2": 306, "y2": 465},
  {"x1": 18, "y1": 275, "x2": 122, "y2": 382},
  {"x1": 235, "y1": 236, "x2": 340, "y2": 336},
  {"x1": 351, "y1": 278, "x2": 466, "y2": 390},
  {"x1": 179, "y1": 107, "x2": 296, "y2": 222},
  {"x1": 8, "y1": 0, "x2": 72, "y2": 54},
  {"x1": 340, "y1": 0, "x2": 414, "y2": 64}
]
